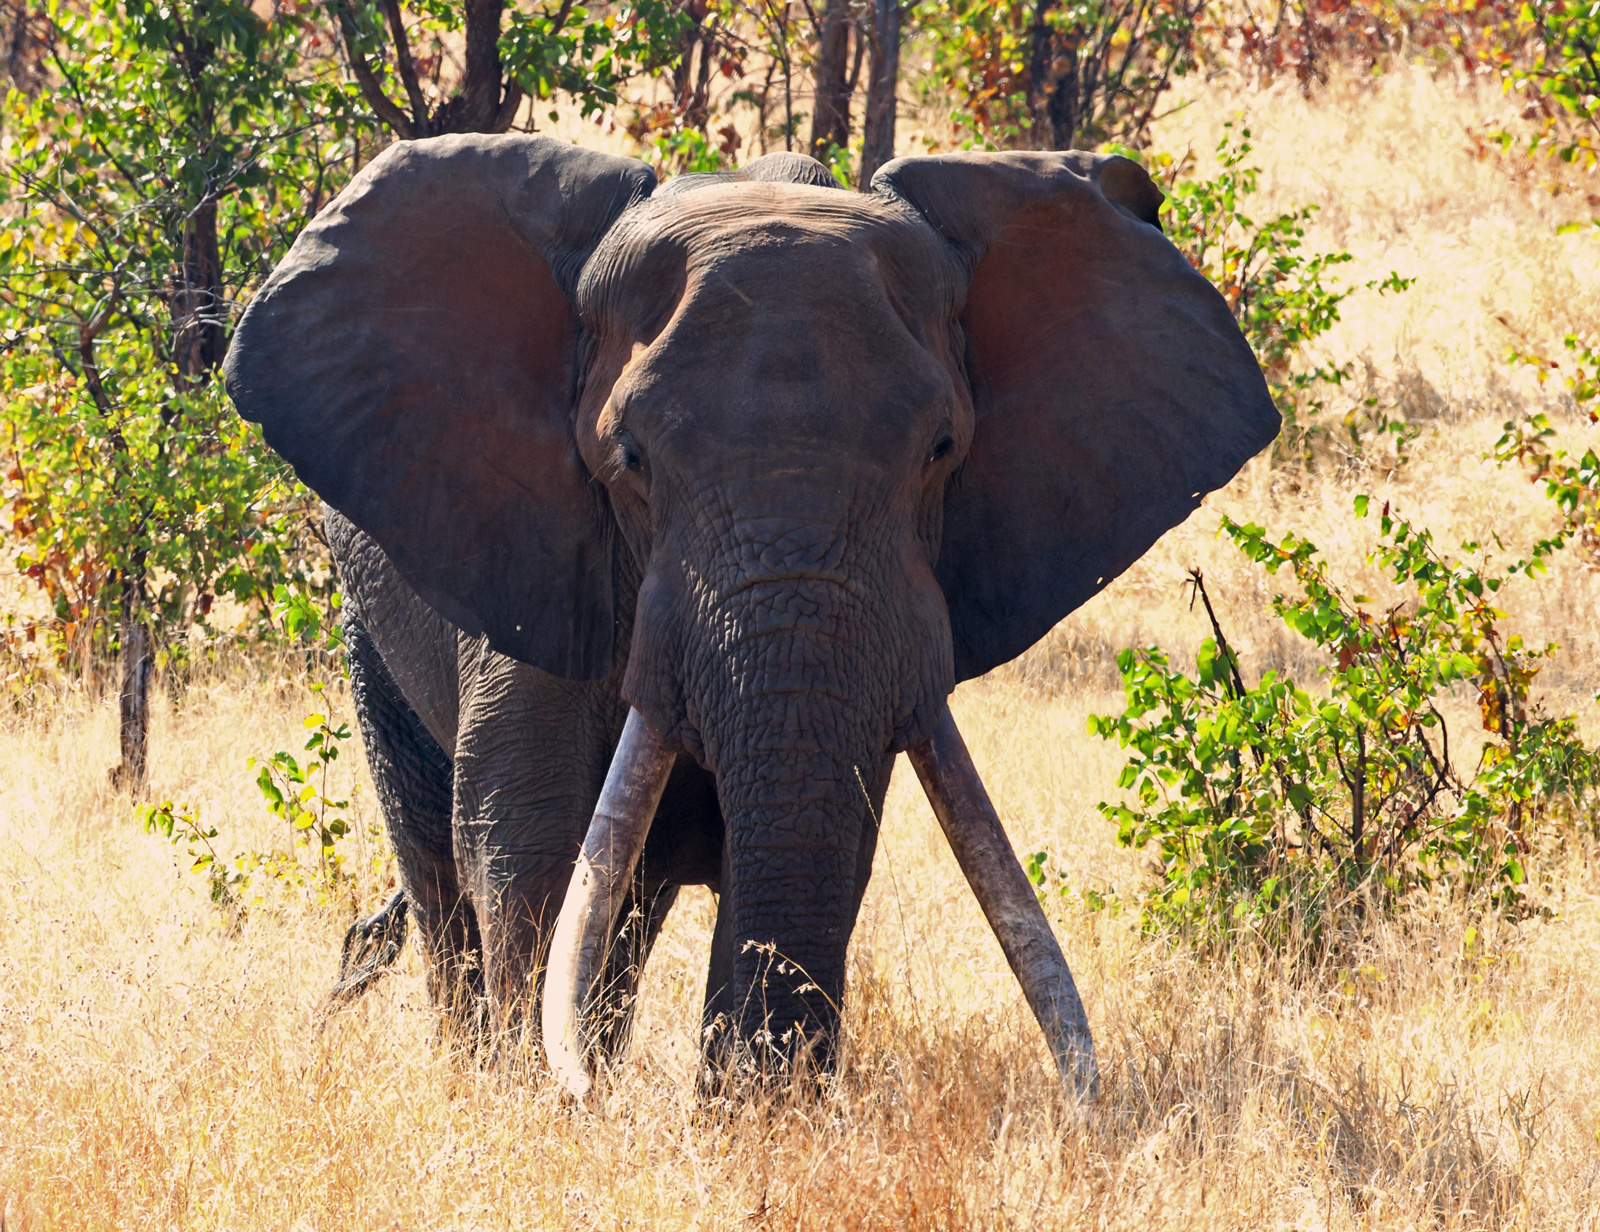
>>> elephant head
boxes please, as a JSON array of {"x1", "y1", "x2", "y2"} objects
[{"x1": 224, "y1": 135, "x2": 1277, "y2": 1100}]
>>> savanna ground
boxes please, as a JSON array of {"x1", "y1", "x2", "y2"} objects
[{"x1": 4, "y1": 66, "x2": 1600, "y2": 1229}]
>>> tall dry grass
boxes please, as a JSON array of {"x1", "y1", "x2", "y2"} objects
[{"x1": 4, "y1": 65, "x2": 1600, "y2": 1229}]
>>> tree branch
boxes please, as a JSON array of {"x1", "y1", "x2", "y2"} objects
[
  {"x1": 546, "y1": 0, "x2": 576, "y2": 39},
  {"x1": 492, "y1": 82, "x2": 524, "y2": 132},
  {"x1": 329, "y1": 0, "x2": 416, "y2": 138},
  {"x1": 378, "y1": 0, "x2": 432, "y2": 135}
]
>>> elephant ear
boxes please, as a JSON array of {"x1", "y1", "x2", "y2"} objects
[
  {"x1": 873, "y1": 151, "x2": 1280, "y2": 682},
  {"x1": 225, "y1": 134, "x2": 655, "y2": 678}
]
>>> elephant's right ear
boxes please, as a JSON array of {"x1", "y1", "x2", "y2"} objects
[{"x1": 225, "y1": 135, "x2": 655, "y2": 678}]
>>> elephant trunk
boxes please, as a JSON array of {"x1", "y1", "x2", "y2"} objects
[
  {"x1": 542, "y1": 707, "x2": 676, "y2": 1100},
  {"x1": 907, "y1": 705, "x2": 1099, "y2": 1103},
  {"x1": 702, "y1": 728, "x2": 885, "y2": 1083}
]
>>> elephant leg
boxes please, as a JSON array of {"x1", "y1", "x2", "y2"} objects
[
  {"x1": 451, "y1": 816, "x2": 578, "y2": 1041},
  {"x1": 455, "y1": 822, "x2": 685, "y2": 1059},
  {"x1": 700, "y1": 880, "x2": 739, "y2": 1076},
  {"x1": 345, "y1": 610, "x2": 482, "y2": 1026},
  {"x1": 451, "y1": 642, "x2": 627, "y2": 1043}
]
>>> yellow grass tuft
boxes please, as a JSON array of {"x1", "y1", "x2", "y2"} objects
[{"x1": 4, "y1": 64, "x2": 1600, "y2": 1228}]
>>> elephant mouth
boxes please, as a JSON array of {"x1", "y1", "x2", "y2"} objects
[{"x1": 540, "y1": 704, "x2": 1099, "y2": 1103}]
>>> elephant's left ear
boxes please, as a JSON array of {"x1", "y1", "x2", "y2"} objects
[
  {"x1": 225, "y1": 135, "x2": 655, "y2": 678},
  {"x1": 873, "y1": 151, "x2": 1280, "y2": 682}
]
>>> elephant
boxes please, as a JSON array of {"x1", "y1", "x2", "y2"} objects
[{"x1": 223, "y1": 136, "x2": 1277, "y2": 1101}]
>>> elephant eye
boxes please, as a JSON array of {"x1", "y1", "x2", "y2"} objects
[
  {"x1": 928, "y1": 434, "x2": 955, "y2": 465},
  {"x1": 615, "y1": 431, "x2": 644, "y2": 474}
]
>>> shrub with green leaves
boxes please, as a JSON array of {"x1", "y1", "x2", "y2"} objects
[
  {"x1": 1508, "y1": 330, "x2": 1599, "y2": 410},
  {"x1": 1066, "y1": 498, "x2": 1599, "y2": 949},
  {"x1": 1154, "y1": 126, "x2": 1414, "y2": 467},
  {"x1": 0, "y1": 0, "x2": 364, "y2": 780},
  {"x1": 247, "y1": 700, "x2": 358, "y2": 903},
  {"x1": 1499, "y1": 333, "x2": 1600, "y2": 563},
  {"x1": 907, "y1": 0, "x2": 1204, "y2": 152},
  {"x1": 139, "y1": 798, "x2": 245, "y2": 918},
  {"x1": 641, "y1": 126, "x2": 732, "y2": 176},
  {"x1": 0, "y1": 0, "x2": 363, "y2": 641},
  {"x1": 1502, "y1": 0, "x2": 1600, "y2": 168},
  {"x1": 140, "y1": 693, "x2": 381, "y2": 916}
]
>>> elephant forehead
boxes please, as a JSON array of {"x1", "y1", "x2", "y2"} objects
[
  {"x1": 607, "y1": 235, "x2": 961, "y2": 429},
  {"x1": 577, "y1": 182, "x2": 961, "y2": 336}
]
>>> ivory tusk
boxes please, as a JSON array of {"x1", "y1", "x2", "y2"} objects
[
  {"x1": 907, "y1": 704, "x2": 1100, "y2": 1103},
  {"x1": 541, "y1": 707, "x2": 676, "y2": 1099}
]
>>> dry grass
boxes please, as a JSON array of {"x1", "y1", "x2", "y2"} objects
[{"x1": 5, "y1": 65, "x2": 1600, "y2": 1229}]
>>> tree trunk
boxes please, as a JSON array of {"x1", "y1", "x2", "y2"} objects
[
  {"x1": 349, "y1": 0, "x2": 518, "y2": 136},
  {"x1": 857, "y1": 0, "x2": 899, "y2": 187},
  {"x1": 670, "y1": 3, "x2": 716, "y2": 131},
  {"x1": 1027, "y1": 0, "x2": 1054, "y2": 148},
  {"x1": 1044, "y1": 37, "x2": 1080, "y2": 149},
  {"x1": 127, "y1": 164, "x2": 228, "y2": 790},
  {"x1": 809, "y1": 0, "x2": 854, "y2": 164},
  {"x1": 1027, "y1": 0, "x2": 1080, "y2": 149},
  {"x1": 4, "y1": 0, "x2": 45, "y2": 94},
  {"x1": 113, "y1": 569, "x2": 151, "y2": 791},
  {"x1": 432, "y1": 0, "x2": 522, "y2": 132},
  {"x1": 173, "y1": 197, "x2": 224, "y2": 379}
]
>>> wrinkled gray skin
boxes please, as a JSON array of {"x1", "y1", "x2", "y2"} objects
[
  {"x1": 331, "y1": 505, "x2": 728, "y2": 1053},
  {"x1": 225, "y1": 138, "x2": 1278, "y2": 1083}
]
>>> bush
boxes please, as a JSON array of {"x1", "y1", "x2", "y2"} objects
[
  {"x1": 1211, "y1": 0, "x2": 1599, "y2": 178},
  {"x1": 909, "y1": 0, "x2": 1205, "y2": 151},
  {"x1": 1501, "y1": 0, "x2": 1600, "y2": 168},
  {"x1": 1153, "y1": 125, "x2": 1414, "y2": 467},
  {"x1": 140, "y1": 689, "x2": 384, "y2": 920},
  {"x1": 1052, "y1": 495, "x2": 1599, "y2": 951},
  {"x1": 1498, "y1": 332, "x2": 1600, "y2": 562},
  {"x1": 0, "y1": 0, "x2": 364, "y2": 779}
]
